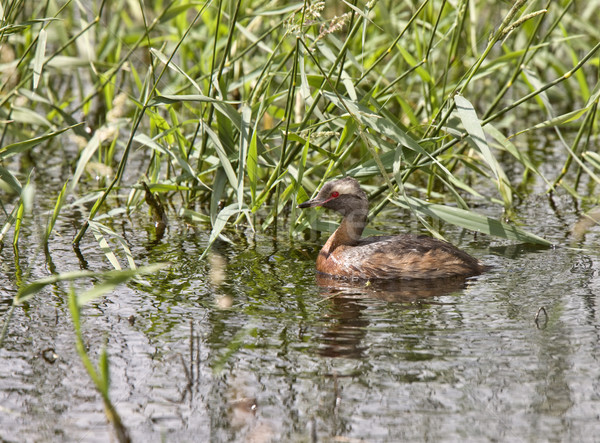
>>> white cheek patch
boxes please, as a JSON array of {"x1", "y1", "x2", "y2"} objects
[{"x1": 334, "y1": 181, "x2": 358, "y2": 195}]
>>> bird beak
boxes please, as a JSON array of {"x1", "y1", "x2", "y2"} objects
[{"x1": 297, "y1": 198, "x2": 324, "y2": 209}]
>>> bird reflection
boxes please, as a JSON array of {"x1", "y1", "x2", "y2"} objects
[
  {"x1": 314, "y1": 274, "x2": 471, "y2": 358},
  {"x1": 316, "y1": 294, "x2": 370, "y2": 359},
  {"x1": 315, "y1": 274, "x2": 470, "y2": 302}
]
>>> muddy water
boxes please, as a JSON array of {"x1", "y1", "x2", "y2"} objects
[{"x1": 2, "y1": 171, "x2": 600, "y2": 441}]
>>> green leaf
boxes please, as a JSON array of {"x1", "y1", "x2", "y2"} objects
[
  {"x1": 12, "y1": 199, "x2": 25, "y2": 248},
  {"x1": 15, "y1": 265, "x2": 166, "y2": 305},
  {"x1": 0, "y1": 204, "x2": 19, "y2": 243},
  {"x1": 136, "y1": 183, "x2": 191, "y2": 193},
  {"x1": 455, "y1": 94, "x2": 512, "y2": 206},
  {"x1": 98, "y1": 348, "x2": 110, "y2": 394},
  {"x1": 201, "y1": 204, "x2": 246, "y2": 260},
  {"x1": 0, "y1": 124, "x2": 82, "y2": 160},
  {"x1": 78, "y1": 272, "x2": 134, "y2": 305},
  {"x1": 21, "y1": 182, "x2": 35, "y2": 215},
  {"x1": 512, "y1": 107, "x2": 590, "y2": 137},
  {"x1": 10, "y1": 106, "x2": 53, "y2": 128},
  {"x1": 484, "y1": 124, "x2": 552, "y2": 188},
  {"x1": 17, "y1": 270, "x2": 95, "y2": 304},
  {"x1": 44, "y1": 180, "x2": 69, "y2": 244},
  {"x1": 204, "y1": 125, "x2": 238, "y2": 190},
  {"x1": 159, "y1": 2, "x2": 205, "y2": 23},
  {"x1": 17, "y1": 89, "x2": 90, "y2": 138},
  {"x1": 149, "y1": 94, "x2": 239, "y2": 106},
  {"x1": 89, "y1": 221, "x2": 137, "y2": 270},
  {"x1": 583, "y1": 151, "x2": 600, "y2": 170},
  {"x1": 180, "y1": 208, "x2": 211, "y2": 224},
  {"x1": 391, "y1": 195, "x2": 551, "y2": 246},
  {"x1": 45, "y1": 55, "x2": 92, "y2": 69},
  {"x1": 134, "y1": 134, "x2": 210, "y2": 190},
  {"x1": 150, "y1": 48, "x2": 202, "y2": 93},
  {"x1": 33, "y1": 28, "x2": 47, "y2": 89},
  {"x1": 0, "y1": 165, "x2": 22, "y2": 194},
  {"x1": 238, "y1": 105, "x2": 252, "y2": 210},
  {"x1": 398, "y1": 45, "x2": 431, "y2": 83},
  {"x1": 70, "y1": 131, "x2": 101, "y2": 193},
  {"x1": 247, "y1": 124, "x2": 258, "y2": 204}
]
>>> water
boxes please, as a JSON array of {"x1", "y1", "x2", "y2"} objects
[{"x1": 2, "y1": 167, "x2": 600, "y2": 441}]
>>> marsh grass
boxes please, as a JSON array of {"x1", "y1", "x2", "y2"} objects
[
  {"x1": 1, "y1": 2, "x2": 599, "y2": 437},
  {"x1": 1, "y1": 0, "x2": 598, "y2": 258},
  {"x1": 0, "y1": 2, "x2": 598, "y2": 306}
]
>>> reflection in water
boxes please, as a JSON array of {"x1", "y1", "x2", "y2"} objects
[
  {"x1": 315, "y1": 274, "x2": 470, "y2": 302},
  {"x1": 314, "y1": 274, "x2": 471, "y2": 358},
  {"x1": 142, "y1": 181, "x2": 168, "y2": 242},
  {"x1": 8, "y1": 193, "x2": 600, "y2": 441},
  {"x1": 571, "y1": 206, "x2": 600, "y2": 244},
  {"x1": 487, "y1": 242, "x2": 550, "y2": 260},
  {"x1": 317, "y1": 295, "x2": 369, "y2": 359}
]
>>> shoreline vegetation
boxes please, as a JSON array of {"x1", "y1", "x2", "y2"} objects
[
  {"x1": 1, "y1": 1, "x2": 599, "y2": 440},
  {"x1": 1, "y1": 1, "x2": 598, "y2": 252}
]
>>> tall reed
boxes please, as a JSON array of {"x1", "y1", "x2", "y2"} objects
[{"x1": 1, "y1": 0, "x2": 598, "y2": 253}]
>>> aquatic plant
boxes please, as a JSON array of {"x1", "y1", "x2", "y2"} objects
[
  {"x1": 1, "y1": 1, "x2": 598, "y2": 257},
  {"x1": 1, "y1": 2, "x2": 599, "y2": 439}
]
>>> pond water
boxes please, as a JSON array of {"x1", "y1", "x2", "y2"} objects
[{"x1": 2, "y1": 150, "x2": 600, "y2": 442}]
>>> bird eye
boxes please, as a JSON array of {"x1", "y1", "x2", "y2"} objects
[{"x1": 331, "y1": 191, "x2": 339, "y2": 198}]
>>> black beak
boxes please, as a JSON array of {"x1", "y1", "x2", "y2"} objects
[{"x1": 297, "y1": 198, "x2": 324, "y2": 209}]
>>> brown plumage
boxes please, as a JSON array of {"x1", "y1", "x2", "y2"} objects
[{"x1": 298, "y1": 177, "x2": 485, "y2": 280}]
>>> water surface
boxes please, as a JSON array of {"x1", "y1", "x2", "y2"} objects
[{"x1": 2, "y1": 172, "x2": 600, "y2": 442}]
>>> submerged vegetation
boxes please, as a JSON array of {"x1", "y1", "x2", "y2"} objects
[{"x1": 1, "y1": 0, "x2": 599, "y2": 439}]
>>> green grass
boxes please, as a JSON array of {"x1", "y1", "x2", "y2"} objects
[
  {"x1": 1, "y1": 3, "x2": 599, "y2": 439},
  {"x1": 1, "y1": 0, "x2": 599, "y2": 254}
]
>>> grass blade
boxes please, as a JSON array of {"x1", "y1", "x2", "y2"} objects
[
  {"x1": 32, "y1": 28, "x2": 47, "y2": 89},
  {"x1": 70, "y1": 131, "x2": 101, "y2": 193},
  {"x1": 454, "y1": 94, "x2": 512, "y2": 206},
  {"x1": 0, "y1": 165, "x2": 22, "y2": 194},
  {"x1": 15, "y1": 264, "x2": 166, "y2": 305},
  {"x1": 201, "y1": 204, "x2": 245, "y2": 260},
  {"x1": 204, "y1": 125, "x2": 238, "y2": 189},
  {"x1": 44, "y1": 180, "x2": 69, "y2": 245},
  {"x1": 238, "y1": 105, "x2": 252, "y2": 211},
  {"x1": 89, "y1": 221, "x2": 137, "y2": 270},
  {"x1": 391, "y1": 195, "x2": 551, "y2": 246},
  {"x1": 247, "y1": 122, "x2": 259, "y2": 204},
  {"x1": 0, "y1": 124, "x2": 82, "y2": 160}
]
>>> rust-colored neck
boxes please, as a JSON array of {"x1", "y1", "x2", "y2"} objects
[{"x1": 321, "y1": 211, "x2": 367, "y2": 256}]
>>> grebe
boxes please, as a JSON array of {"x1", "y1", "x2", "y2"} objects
[{"x1": 298, "y1": 177, "x2": 485, "y2": 280}]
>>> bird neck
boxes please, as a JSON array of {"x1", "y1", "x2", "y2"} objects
[{"x1": 322, "y1": 209, "x2": 367, "y2": 255}]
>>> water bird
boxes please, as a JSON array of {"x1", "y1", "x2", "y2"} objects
[{"x1": 298, "y1": 177, "x2": 485, "y2": 280}]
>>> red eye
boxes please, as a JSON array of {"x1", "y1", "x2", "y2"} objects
[{"x1": 331, "y1": 191, "x2": 339, "y2": 198}]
